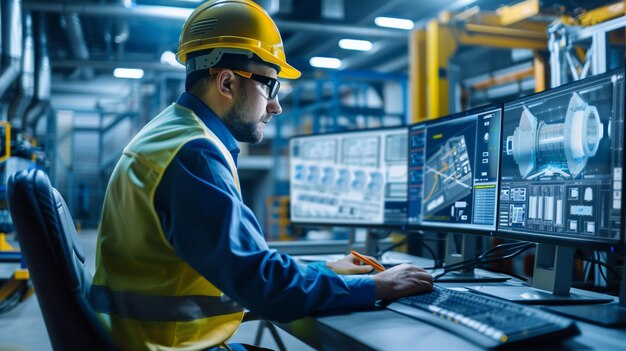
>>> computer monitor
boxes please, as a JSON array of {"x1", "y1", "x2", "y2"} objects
[
  {"x1": 408, "y1": 104, "x2": 502, "y2": 232},
  {"x1": 289, "y1": 127, "x2": 408, "y2": 227},
  {"x1": 497, "y1": 69, "x2": 624, "y2": 248},
  {"x1": 468, "y1": 68, "x2": 625, "y2": 310},
  {"x1": 498, "y1": 70, "x2": 624, "y2": 247},
  {"x1": 408, "y1": 105, "x2": 506, "y2": 282}
]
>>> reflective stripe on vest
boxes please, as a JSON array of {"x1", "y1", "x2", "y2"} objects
[{"x1": 89, "y1": 285, "x2": 243, "y2": 322}]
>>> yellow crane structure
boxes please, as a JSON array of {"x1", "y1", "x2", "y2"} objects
[{"x1": 410, "y1": 0, "x2": 626, "y2": 123}]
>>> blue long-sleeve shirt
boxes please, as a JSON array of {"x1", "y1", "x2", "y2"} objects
[{"x1": 153, "y1": 92, "x2": 376, "y2": 322}]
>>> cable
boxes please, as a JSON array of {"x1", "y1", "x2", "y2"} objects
[
  {"x1": 420, "y1": 238, "x2": 447, "y2": 243},
  {"x1": 420, "y1": 242, "x2": 440, "y2": 268},
  {"x1": 377, "y1": 238, "x2": 408, "y2": 257},
  {"x1": 572, "y1": 250, "x2": 623, "y2": 294},
  {"x1": 425, "y1": 241, "x2": 531, "y2": 271},
  {"x1": 479, "y1": 241, "x2": 530, "y2": 258},
  {"x1": 376, "y1": 237, "x2": 440, "y2": 268},
  {"x1": 432, "y1": 243, "x2": 534, "y2": 281},
  {"x1": 575, "y1": 252, "x2": 622, "y2": 279},
  {"x1": 595, "y1": 251, "x2": 610, "y2": 288},
  {"x1": 486, "y1": 268, "x2": 529, "y2": 283},
  {"x1": 433, "y1": 251, "x2": 527, "y2": 281}
]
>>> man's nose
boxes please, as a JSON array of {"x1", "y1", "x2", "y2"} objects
[{"x1": 267, "y1": 95, "x2": 282, "y2": 115}]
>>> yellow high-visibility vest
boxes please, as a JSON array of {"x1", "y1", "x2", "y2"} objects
[{"x1": 91, "y1": 103, "x2": 244, "y2": 350}]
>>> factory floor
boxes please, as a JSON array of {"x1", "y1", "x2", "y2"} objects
[{"x1": 0, "y1": 229, "x2": 314, "y2": 351}]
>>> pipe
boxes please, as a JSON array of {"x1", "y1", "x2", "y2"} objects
[
  {"x1": 60, "y1": 12, "x2": 93, "y2": 80},
  {"x1": 24, "y1": 12, "x2": 50, "y2": 133},
  {"x1": 61, "y1": 13, "x2": 88, "y2": 61},
  {"x1": 8, "y1": 11, "x2": 34, "y2": 129},
  {"x1": 0, "y1": 0, "x2": 23, "y2": 100},
  {"x1": 113, "y1": 0, "x2": 129, "y2": 60}
]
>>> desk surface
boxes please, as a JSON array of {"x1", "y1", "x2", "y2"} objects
[
  {"x1": 279, "y1": 308, "x2": 626, "y2": 351},
  {"x1": 280, "y1": 253, "x2": 626, "y2": 350}
]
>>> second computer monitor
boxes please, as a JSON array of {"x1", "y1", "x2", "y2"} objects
[{"x1": 408, "y1": 105, "x2": 503, "y2": 231}]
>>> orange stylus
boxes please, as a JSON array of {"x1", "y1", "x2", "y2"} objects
[{"x1": 350, "y1": 250, "x2": 385, "y2": 272}]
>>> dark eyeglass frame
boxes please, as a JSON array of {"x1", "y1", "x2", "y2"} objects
[{"x1": 209, "y1": 68, "x2": 280, "y2": 100}]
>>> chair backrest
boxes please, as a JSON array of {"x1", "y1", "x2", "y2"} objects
[{"x1": 8, "y1": 169, "x2": 115, "y2": 351}]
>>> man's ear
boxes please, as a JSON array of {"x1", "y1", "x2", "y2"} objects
[{"x1": 215, "y1": 69, "x2": 237, "y2": 100}]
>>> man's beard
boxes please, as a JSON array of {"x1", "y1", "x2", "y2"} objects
[{"x1": 222, "y1": 88, "x2": 264, "y2": 144}]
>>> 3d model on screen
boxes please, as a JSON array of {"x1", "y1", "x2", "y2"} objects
[
  {"x1": 506, "y1": 93, "x2": 604, "y2": 179},
  {"x1": 423, "y1": 135, "x2": 472, "y2": 215}
]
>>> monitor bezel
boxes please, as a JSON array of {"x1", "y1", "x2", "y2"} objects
[
  {"x1": 288, "y1": 125, "x2": 409, "y2": 228},
  {"x1": 406, "y1": 103, "x2": 504, "y2": 235},
  {"x1": 494, "y1": 67, "x2": 626, "y2": 251}
]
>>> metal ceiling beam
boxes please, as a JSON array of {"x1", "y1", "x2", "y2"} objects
[
  {"x1": 51, "y1": 73, "x2": 137, "y2": 100},
  {"x1": 23, "y1": 2, "x2": 193, "y2": 20},
  {"x1": 292, "y1": 0, "x2": 409, "y2": 57},
  {"x1": 342, "y1": 0, "x2": 477, "y2": 71},
  {"x1": 23, "y1": 2, "x2": 406, "y2": 38},
  {"x1": 375, "y1": 55, "x2": 409, "y2": 73},
  {"x1": 343, "y1": 40, "x2": 406, "y2": 70},
  {"x1": 276, "y1": 21, "x2": 404, "y2": 38},
  {"x1": 51, "y1": 59, "x2": 185, "y2": 73}
]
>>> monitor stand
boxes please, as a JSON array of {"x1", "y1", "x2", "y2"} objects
[
  {"x1": 353, "y1": 228, "x2": 395, "y2": 259},
  {"x1": 467, "y1": 244, "x2": 613, "y2": 305},
  {"x1": 363, "y1": 228, "x2": 387, "y2": 257},
  {"x1": 542, "y1": 259, "x2": 626, "y2": 326},
  {"x1": 433, "y1": 233, "x2": 509, "y2": 283}
]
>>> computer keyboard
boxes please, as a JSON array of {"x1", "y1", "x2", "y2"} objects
[{"x1": 386, "y1": 285, "x2": 580, "y2": 349}]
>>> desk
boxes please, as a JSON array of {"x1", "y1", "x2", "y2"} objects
[
  {"x1": 278, "y1": 253, "x2": 626, "y2": 350},
  {"x1": 278, "y1": 308, "x2": 626, "y2": 350}
]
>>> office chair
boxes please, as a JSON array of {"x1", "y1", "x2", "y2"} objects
[
  {"x1": 7, "y1": 169, "x2": 115, "y2": 351},
  {"x1": 8, "y1": 169, "x2": 287, "y2": 351}
]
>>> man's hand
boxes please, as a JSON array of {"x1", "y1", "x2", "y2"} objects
[
  {"x1": 371, "y1": 264, "x2": 433, "y2": 300},
  {"x1": 326, "y1": 253, "x2": 381, "y2": 275}
]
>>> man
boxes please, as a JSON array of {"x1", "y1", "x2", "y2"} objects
[{"x1": 90, "y1": 1, "x2": 433, "y2": 350}]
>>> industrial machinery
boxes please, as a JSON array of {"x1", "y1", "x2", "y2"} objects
[{"x1": 0, "y1": 124, "x2": 37, "y2": 314}]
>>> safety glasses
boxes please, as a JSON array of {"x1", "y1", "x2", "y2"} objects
[{"x1": 209, "y1": 68, "x2": 280, "y2": 100}]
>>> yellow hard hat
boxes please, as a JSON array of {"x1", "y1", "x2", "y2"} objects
[{"x1": 177, "y1": 0, "x2": 301, "y2": 79}]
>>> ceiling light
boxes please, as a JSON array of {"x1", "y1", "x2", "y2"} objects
[
  {"x1": 113, "y1": 68, "x2": 144, "y2": 79},
  {"x1": 374, "y1": 16, "x2": 414, "y2": 30},
  {"x1": 309, "y1": 57, "x2": 342, "y2": 69},
  {"x1": 338, "y1": 39, "x2": 373, "y2": 51}
]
